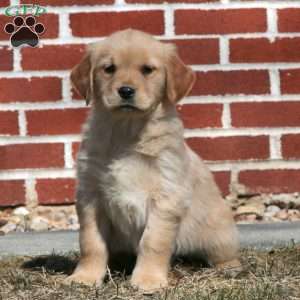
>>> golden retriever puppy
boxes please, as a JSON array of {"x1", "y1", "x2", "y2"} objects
[{"x1": 67, "y1": 29, "x2": 240, "y2": 292}]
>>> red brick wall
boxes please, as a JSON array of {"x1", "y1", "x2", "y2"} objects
[{"x1": 0, "y1": 0, "x2": 300, "y2": 206}]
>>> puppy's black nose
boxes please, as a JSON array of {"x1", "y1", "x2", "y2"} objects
[{"x1": 118, "y1": 86, "x2": 135, "y2": 100}]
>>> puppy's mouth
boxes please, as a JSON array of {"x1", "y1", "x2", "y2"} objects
[{"x1": 116, "y1": 104, "x2": 142, "y2": 112}]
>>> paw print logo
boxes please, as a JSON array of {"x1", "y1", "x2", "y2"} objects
[{"x1": 4, "y1": 16, "x2": 45, "y2": 47}]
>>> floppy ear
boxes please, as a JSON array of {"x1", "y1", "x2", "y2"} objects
[
  {"x1": 165, "y1": 53, "x2": 196, "y2": 104},
  {"x1": 70, "y1": 54, "x2": 93, "y2": 105}
]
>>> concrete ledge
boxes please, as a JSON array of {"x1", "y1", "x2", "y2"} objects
[
  {"x1": 238, "y1": 221, "x2": 300, "y2": 250},
  {"x1": 1, "y1": 222, "x2": 300, "y2": 258}
]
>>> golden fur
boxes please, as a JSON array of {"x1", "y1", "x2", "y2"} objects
[{"x1": 67, "y1": 29, "x2": 240, "y2": 292}]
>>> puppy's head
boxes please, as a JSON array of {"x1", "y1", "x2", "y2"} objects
[{"x1": 71, "y1": 29, "x2": 195, "y2": 116}]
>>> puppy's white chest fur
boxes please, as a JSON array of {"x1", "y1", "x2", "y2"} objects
[{"x1": 102, "y1": 154, "x2": 152, "y2": 235}]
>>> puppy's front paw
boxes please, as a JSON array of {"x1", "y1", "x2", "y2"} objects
[
  {"x1": 64, "y1": 272, "x2": 102, "y2": 286},
  {"x1": 131, "y1": 270, "x2": 168, "y2": 293}
]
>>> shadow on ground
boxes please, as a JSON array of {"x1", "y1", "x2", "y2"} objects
[
  {"x1": 21, "y1": 252, "x2": 208, "y2": 279},
  {"x1": 22, "y1": 253, "x2": 78, "y2": 275}
]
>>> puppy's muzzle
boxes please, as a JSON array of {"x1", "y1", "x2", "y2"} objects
[{"x1": 118, "y1": 86, "x2": 139, "y2": 111}]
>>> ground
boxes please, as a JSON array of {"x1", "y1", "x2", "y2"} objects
[{"x1": 0, "y1": 247, "x2": 299, "y2": 300}]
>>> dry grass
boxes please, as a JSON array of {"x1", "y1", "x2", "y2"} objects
[{"x1": 0, "y1": 246, "x2": 300, "y2": 300}]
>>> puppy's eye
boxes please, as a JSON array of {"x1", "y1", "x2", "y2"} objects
[
  {"x1": 104, "y1": 64, "x2": 116, "y2": 74},
  {"x1": 141, "y1": 65, "x2": 154, "y2": 76}
]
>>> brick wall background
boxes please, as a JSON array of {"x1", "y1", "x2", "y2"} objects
[{"x1": 0, "y1": 0, "x2": 300, "y2": 207}]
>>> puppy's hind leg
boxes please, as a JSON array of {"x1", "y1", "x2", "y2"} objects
[
  {"x1": 177, "y1": 211, "x2": 241, "y2": 276},
  {"x1": 66, "y1": 202, "x2": 109, "y2": 286},
  {"x1": 204, "y1": 224, "x2": 242, "y2": 276}
]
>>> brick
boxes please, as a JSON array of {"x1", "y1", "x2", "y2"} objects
[
  {"x1": 0, "y1": 180, "x2": 25, "y2": 207},
  {"x1": 186, "y1": 136, "x2": 269, "y2": 161},
  {"x1": 278, "y1": 9, "x2": 300, "y2": 33},
  {"x1": 175, "y1": 9, "x2": 266, "y2": 35},
  {"x1": 230, "y1": 38, "x2": 300, "y2": 63},
  {"x1": 26, "y1": 108, "x2": 88, "y2": 135},
  {"x1": 0, "y1": 143, "x2": 64, "y2": 170},
  {"x1": 0, "y1": 0, "x2": 9, "y2": 7},
  {"x1": 36, "y1": 178, "x2": 76, "y2": 205},
  {"x1": 0, "y1": 15, "x2": 10, "y2": 40},
  {"x1": 192, "y1": 70, "x2": 270, "y2": 96},
  {"x1": 127, "y1": 0, "x2": 218, "y2": 3},
  {"x1": 0, "y1": 111, "x2": 19, "y2": 135},
  {"x1": 231, "y1": 102, "x2": 300, "y2": 127},
  {"x1": 167, "y1": 39, "x2": 219, "y2": 65},
  {"x1": 0, "y1": 47, "x2": 13, "y2": 70},
  {"x1": 212, "y1": 171, "x2": 231, "y2": 196},
  {"x1": 280, "y1": 69, "x2": 300, "y2": 94},
  {"x1": 0, "y1": 77, "x2": 62, "y2": 103},
  {"x1": 239, "y1": 169, "x2": 300, "y2": 194},
  {"x1": 72, "y1": 142, "x2": 80, "y2": 162},
  {"x1": 177, "y1": 104, "x2": 222, "y2": 129},
  {"x1": 21, "y1": 0, "x2": 113, "y2": 5},
  {"x1": 70, "y1": 11, "x2": 164, "y2": 37},
  {"x1": 22, "y1": 44, "x2": 86, "y2": 70},
  {"x1": 282, "y1": 134, "x2": 300, "y2": 159},
  {"x1": 37, "y1": 14, "x2": 59, "y2": 39}
]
